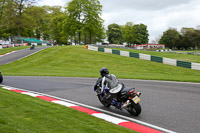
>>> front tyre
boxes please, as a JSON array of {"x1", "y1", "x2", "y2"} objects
[
  {"x1": 97, "y1": 95, "x2": 111, "y2": 107},
  {"x1": 127, "y1": 103, "x2": 141, "y2": 116}
]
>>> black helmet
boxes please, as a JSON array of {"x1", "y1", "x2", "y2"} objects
[{"x1": 100, "y1": 67, "x2": 109, "y2": 77}]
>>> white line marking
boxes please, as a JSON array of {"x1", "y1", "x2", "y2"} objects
[
  {"x1": 21, "y1": 92, "x2": 40, "y2": 97},
  {"x1": 52, "y1": 101, "x2": 77, "y2": 107},
  {"x1": 92, "y1": 113, "x2": 128, "y2": 124},
  {"x1": 2, "y1": 86, "x2": 12, "y2": 90}
]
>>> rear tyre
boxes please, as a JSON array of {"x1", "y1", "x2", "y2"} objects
[
  {"x1": 0, "y1": 72, "x2": 3, "y2": 83},
  {"x1": 127, "y1": 103, "x2": 141, "y2": 116},
  {"x1": 97, "y1": 95, "x2": 111, "y2": 107}
]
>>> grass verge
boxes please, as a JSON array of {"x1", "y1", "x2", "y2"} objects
[
  {"x1": 1, "y1": 46, "x2": 200, "y2": 82},
  {"x1": 0, "y1": 88, "x2": 137, "y2": 133}
]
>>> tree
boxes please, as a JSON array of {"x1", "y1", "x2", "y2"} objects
[
  {"x1": 0, "y1": 0, "x2": 36, "y2": 40},
  {"x1": 180, "y1": 28, "x2": 199, "y2": 50},
  {"x1": 134, "y1": 23, "x2": 149, "y2": 44},
  {"x1": 160, "y1": 27, "x2": 200, "y2": 50},
  {"x1": 1, "y1": 0, "x2": 105, "y2": 44},
  {"x1": 159, "y1": 28, "x2": 181, "y2": 49},
  {"x1": 65, "y1": 0, "x2": 104, "y2": 45},
  {"x1": 107, "y1": 23, "x2": 122, "y2": 44},
  {"x1": 14, "y1": 0, "x2": 36, "y2": 37},
  {"x1": 0, "y1": 0, "x2": 6, "y2": 22},
  {"x1": 22, "y1": 6, "x2": 48, "y2": 38},
  {"x1": 0, "y1": 0, "x2": 17, "y2": 39},
  {"x1": 194, "y1": 29, "x2": 200, "y2": 49},
  {"x1": 65, "y1": 0, "x2": 83, "y2": 44},
  {"x1": 49, "y1": 6, "x2": 67, "y2": 44},
  {"x1": 122, "y1": 22, "x2": 135, "y2": 45},
  {"x1": 82, "y1": 0, "x2": 104, "y2": 44}
]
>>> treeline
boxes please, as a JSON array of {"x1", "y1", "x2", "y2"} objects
[
  {"x1": 0, "y1": 0, "x2": 149, "y2": 45},
  {"x1": 159, "y1": 27, "x2": 200, "y2": 50},
  {"x1": 1, "y1": 0, "x2": 199, "y2": 49},
  {"x1": 107, "y1": 22, "x2": 149, "y2": 45},
  {"x1": 0, "y1": 0, "x2": 105, "y2": 44}
]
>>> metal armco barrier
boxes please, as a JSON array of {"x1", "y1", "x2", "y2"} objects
[{"x1": 86, "y1": 45, "x2": 200, "y2": 71}]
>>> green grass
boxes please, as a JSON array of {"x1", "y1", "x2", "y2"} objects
[
  {"x1": 113, "y1": 48, "x2": 200, "y2": 63},
  {"x1": 0, "y1": 88, "x2": 137, "y2": 133},
  {"x1": 0, "y1": 46, "x2": 29, "y2": 55},
  {"x1": 174, "y1": 50, "x2": 200, "y2": 53},
  {"x1": 1, "y1": 46, "x2": 200, "y2": 82}
]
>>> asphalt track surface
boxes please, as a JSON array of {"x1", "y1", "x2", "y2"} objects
[
  {"x1": 0, "y1": 46, "x2": 49, "y2": 65},
  {"x1": 1, "y1": 47, "x2": 200, "y2": 133}
]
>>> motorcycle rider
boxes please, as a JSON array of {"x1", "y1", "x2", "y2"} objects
[
  {"x1": 99, "y1": 67, "x2": 123, "y2": 108},
  {"x1": 30, "y1": 44, "x2": 35, "y2": 50}
]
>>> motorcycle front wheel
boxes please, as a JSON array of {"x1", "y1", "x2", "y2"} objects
[
  {"x1": 97, "y1": 95, "x2": 111, "y2": 107},
  {"x1": 127, "y1": 102, "x2": 141, "y2": 116}
]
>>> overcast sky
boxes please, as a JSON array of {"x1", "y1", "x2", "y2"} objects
[{"x1": 38, "y1": 0, "x2": 200, "y2": 43}]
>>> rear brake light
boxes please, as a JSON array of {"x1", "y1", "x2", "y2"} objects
[
  {"x1": 128, "y1": 91, "x2": 133, "y2": 95},
  {"x1": 128, "y1": 89, "x2": 135, "y2": 95}
]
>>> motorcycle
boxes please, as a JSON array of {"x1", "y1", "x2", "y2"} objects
[
  {"x1": 30, "y1": 44, "x2": 35, "y2": 50},
  {"x1": 0, "y1": 72, "x2": 3, "y2": 83},
  {"x1": 94, "y1": 78, "x2": 142, "y2": 116}
]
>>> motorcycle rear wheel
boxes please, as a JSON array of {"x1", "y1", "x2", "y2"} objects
[
  {"x1": 127, "y1": 102, "x2": 141, "y2": 116},
  {"x1": 97, "y1": 95, "x2": 111, "y2": 107}
]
